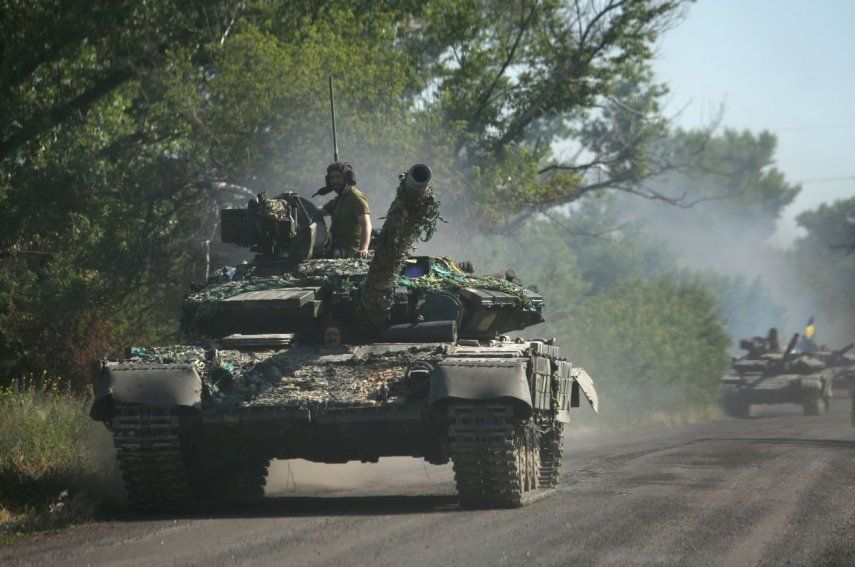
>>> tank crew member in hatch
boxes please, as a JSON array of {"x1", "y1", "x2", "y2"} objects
[{"x1": 313, "y1": 161, "x2": 371, "y2": 258}]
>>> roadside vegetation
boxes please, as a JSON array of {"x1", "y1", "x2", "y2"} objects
[
  {"x1": 1, "y1": 0, "x2": 852, "y2": 534},
  {"x1": 0, "y1": 377, "x2": 118, "y2": 538}
]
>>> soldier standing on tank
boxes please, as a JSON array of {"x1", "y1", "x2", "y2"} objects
[{"x1": 313, "y1": 161, "x2": 372, "y2": 258}]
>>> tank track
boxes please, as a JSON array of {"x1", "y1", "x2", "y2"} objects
[
  {"x1": 448, "y1": 402, "x2": 537, "y2": 508},
  {"x1": 537, "y1": 422, "x2": 563, "y2": 489},
  {"x1": 113, "y1": 405, "x2": 269, "y2": 512},
  {"x1": 112, "y1": 405, "x2": 195, "y2": 512}
]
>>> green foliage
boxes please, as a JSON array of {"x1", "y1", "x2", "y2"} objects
[
  {"x1": 791, "y1": 197, "x2": 855, "y2": 342},
  {"x1": 650, "y1": 129, "x2": 801, "y2": 237},
  {"x1": 0, "y1": 376, "x2": 116, "y2": 532},
  {"x1": 0, "y1": 0, "x2": 692, "y2": 386},
  {"x1": 563, "y1": 276, "x2": 731, "y2": 417}
]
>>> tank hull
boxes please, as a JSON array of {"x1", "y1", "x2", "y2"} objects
[
  {"x1": 96, "y1": 338, "x2": 597, "y2": 511},
  {"x1": 721, "y1": 372, "x2": 832, "y2": 417}
]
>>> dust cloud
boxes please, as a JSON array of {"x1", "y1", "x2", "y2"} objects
[{"x1": 615, "y1": 192, "x2": 830, "y2": 342}]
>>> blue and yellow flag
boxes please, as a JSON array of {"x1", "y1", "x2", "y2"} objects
[{"x1": 804, "y1": 316, "x2": 816, "y2": 340}]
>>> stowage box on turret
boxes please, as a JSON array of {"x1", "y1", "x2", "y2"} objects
[
  {"x1": 720, "y1": 332, "x2": 831, "y2": 418},
  {"x1": 90, "y1": 165, "x2": 598, "y2": 511}
]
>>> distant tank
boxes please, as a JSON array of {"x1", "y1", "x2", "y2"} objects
[
  {"x1": 809, "y1": 343, "x2": 855, "y2": 427},
  {"x1": 809, "y1": 343, "x2": 855, "y2": 390},
  {"x1": 90, "y1": 164, "x2": 598, "y2": 511},
  {"x1": 721, "y1": 332, "x2": 831, "y2": 418}
]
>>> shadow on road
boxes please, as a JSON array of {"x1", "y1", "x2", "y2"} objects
[
  {"x1": 102, "y1": 493, "x2": 464, "y2": 524},
  {"x1": 718, "y1": 437, "x2": 855, "y2": 450}
]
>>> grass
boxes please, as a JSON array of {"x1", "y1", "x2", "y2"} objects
[{"x1": 0, "y1": 376, "x2": 120, "y2": 539}]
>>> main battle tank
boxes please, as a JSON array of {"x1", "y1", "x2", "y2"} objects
[
  {"x1": 809, "y1": 343, "x2": 855, "y2": 390},
  {"x1": 90, "y1": 164, "x2": 598, "y2": 511},
  {"x1": 809, "y1": 344, "x2": 855, "y2": 426},
  {"x1": 720, "y1": 333, "x2": 831, "y2": 418}
]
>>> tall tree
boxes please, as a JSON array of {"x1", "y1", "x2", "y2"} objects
[
  {"x1": 790, "y1": 197, "x2": 855, "y2": 343},
  {"x1": 0, "y1": 0, "x2": 693, "y2": 384}
]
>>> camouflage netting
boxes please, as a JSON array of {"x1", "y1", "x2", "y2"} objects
[
  {"x1": 398, "y1": 257, "x2": 534, "y2": 308},
  {"x1": 182, "y1": 259, "x2": 369, "y2": 323},
  {"x1": 183, "y1": 257, "x2": 533, "y2": 325},
  {"x1": 126, "y1": 344, "x2": 443, "y2": 408},
  {"x1": 257, "y1": 192, "x2": 295, "y2": 223},
  {"x1": 358, "y1": 176, "x2": 442, "y2": 327}
]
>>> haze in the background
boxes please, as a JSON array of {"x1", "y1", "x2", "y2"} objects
[{"x1": 654, "y1": 0, "x2": 855, "y2": 245}]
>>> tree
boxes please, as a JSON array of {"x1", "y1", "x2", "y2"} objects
[
  {"x1": 690, "y1": 273, "x2": 785, "y2": 348},
  {"x1": 647, "y1": 129, "x2": 800, "y2": 237},
  {"x1": 790, "y1": 197, "x2": 855, "y2": 343},
  {"x1": 0, "y1": 0, "x2": 693, "y2": 384}
]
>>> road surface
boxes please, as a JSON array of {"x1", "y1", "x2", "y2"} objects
[{"x1": 3, "y1": 400, "x2": 853, "y2": 566}]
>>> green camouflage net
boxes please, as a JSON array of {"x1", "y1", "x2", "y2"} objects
[
  {"x1": 183, "y1": 255, "x2": 533, "y2": 324},
  {"x1": 183, "y1": 260, "x2": 368, "y2": 320},
  {"x1": 357, "y1": 179, "x2": 441, "y2": 327},
  {"x1": 258, "y1": 192, "x2": 291, "y2": 222},
  {"x1": 126, "y1": 344, "x2": 443, "y2": 408},
  {"x1": 128, "y1": 346, "x2": 208, "y2": 376},
  {"x1": 396, "y1": 257, "x2": 534, "y2": 308}
]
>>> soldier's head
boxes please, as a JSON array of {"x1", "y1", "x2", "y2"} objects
[
  {"x1": 322, "y1": 319, "x2": 345, "y2": 347},
  {"x1": 325, "y1": 161, "x2": 356, "y2": 193}
]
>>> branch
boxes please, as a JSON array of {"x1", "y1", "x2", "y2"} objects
[
  {"x1": 192, "y1": 180, "x2": 258, "y2": 203},
  {"x1": 453, "y1": 2, "x2": 538, "y2": 157},
  {"x1": 578, "y1": 0, "x2": 632, "y2": 48},
  {"x1": 543, "y1": 210, "x2": 630, "y2": 241},
  {"x1": 0, "y1": 68, "x2": 134, "y2": 160},
  {"x1": 476, "y1": 2, "x2": 537, "y2": 116},
  {"x1": 219, "y1": 0, "x2": 246, "y2": 46},
  {"x1": 538, "y1": 154, "x2": 623, "y2": 175}
]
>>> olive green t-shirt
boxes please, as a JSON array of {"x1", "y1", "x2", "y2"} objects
[{"x1": 325, "y1": 186, "x2": 370, "y2": 254}]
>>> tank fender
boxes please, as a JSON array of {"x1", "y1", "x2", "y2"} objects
[
  {"x1": 571, "y1": 367, "x2": 599, "y2": 414},
  {"x1": 90, "y1": 363, "x2": 203, "y2": 422},
  {"x1": 429, "y1": 358, "x2": 532, "y2": 411}
]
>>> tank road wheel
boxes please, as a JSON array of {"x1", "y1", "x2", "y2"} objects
[
  {"x1": 448, "y1": 402, "x2": 540, "y2": 508},
  {"x1": 537, "y1": 423, "x2": 564, "y2": 489},
  {"x1": 112, "y1": 405, "x2": 196, "y2": 513}
]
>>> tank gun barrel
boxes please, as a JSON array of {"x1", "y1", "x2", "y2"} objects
[
  {"x1": 831, "y1": 343, "x2": 854, "y2": 361},
  {"x1": 404, "y1": 163, "x2": 432, "y2": 193},
  {"x1": 782, "y1": 333, "x2": 800, "y2": 364},
  {"x1": 357, "y1": 164, "x2": 438, "y2": 328}
]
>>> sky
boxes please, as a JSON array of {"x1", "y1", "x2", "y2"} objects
[{"x1": 652, "y1": 0, "x2": 855, "y2": 245}]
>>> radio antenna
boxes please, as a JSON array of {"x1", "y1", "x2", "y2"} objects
[{"x1": 329, "y1": 75, "x2": 339, "y2": 162}]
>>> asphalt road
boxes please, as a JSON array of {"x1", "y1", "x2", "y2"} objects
[{"x1": 4, "y1": 400, "x2": 854, "y2": 566}]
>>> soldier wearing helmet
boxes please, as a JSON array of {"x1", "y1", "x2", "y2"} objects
[{"x1": 314, "y1": 161, "x2": 372, "y2": 258}]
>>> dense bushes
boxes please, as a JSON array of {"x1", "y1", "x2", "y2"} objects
[
  {"x1": 561, "y1": 277, "x2": 731, "y2": 418},
  {"x1": 0, "y1": 378, "x2": 117, "y2": 534}
]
